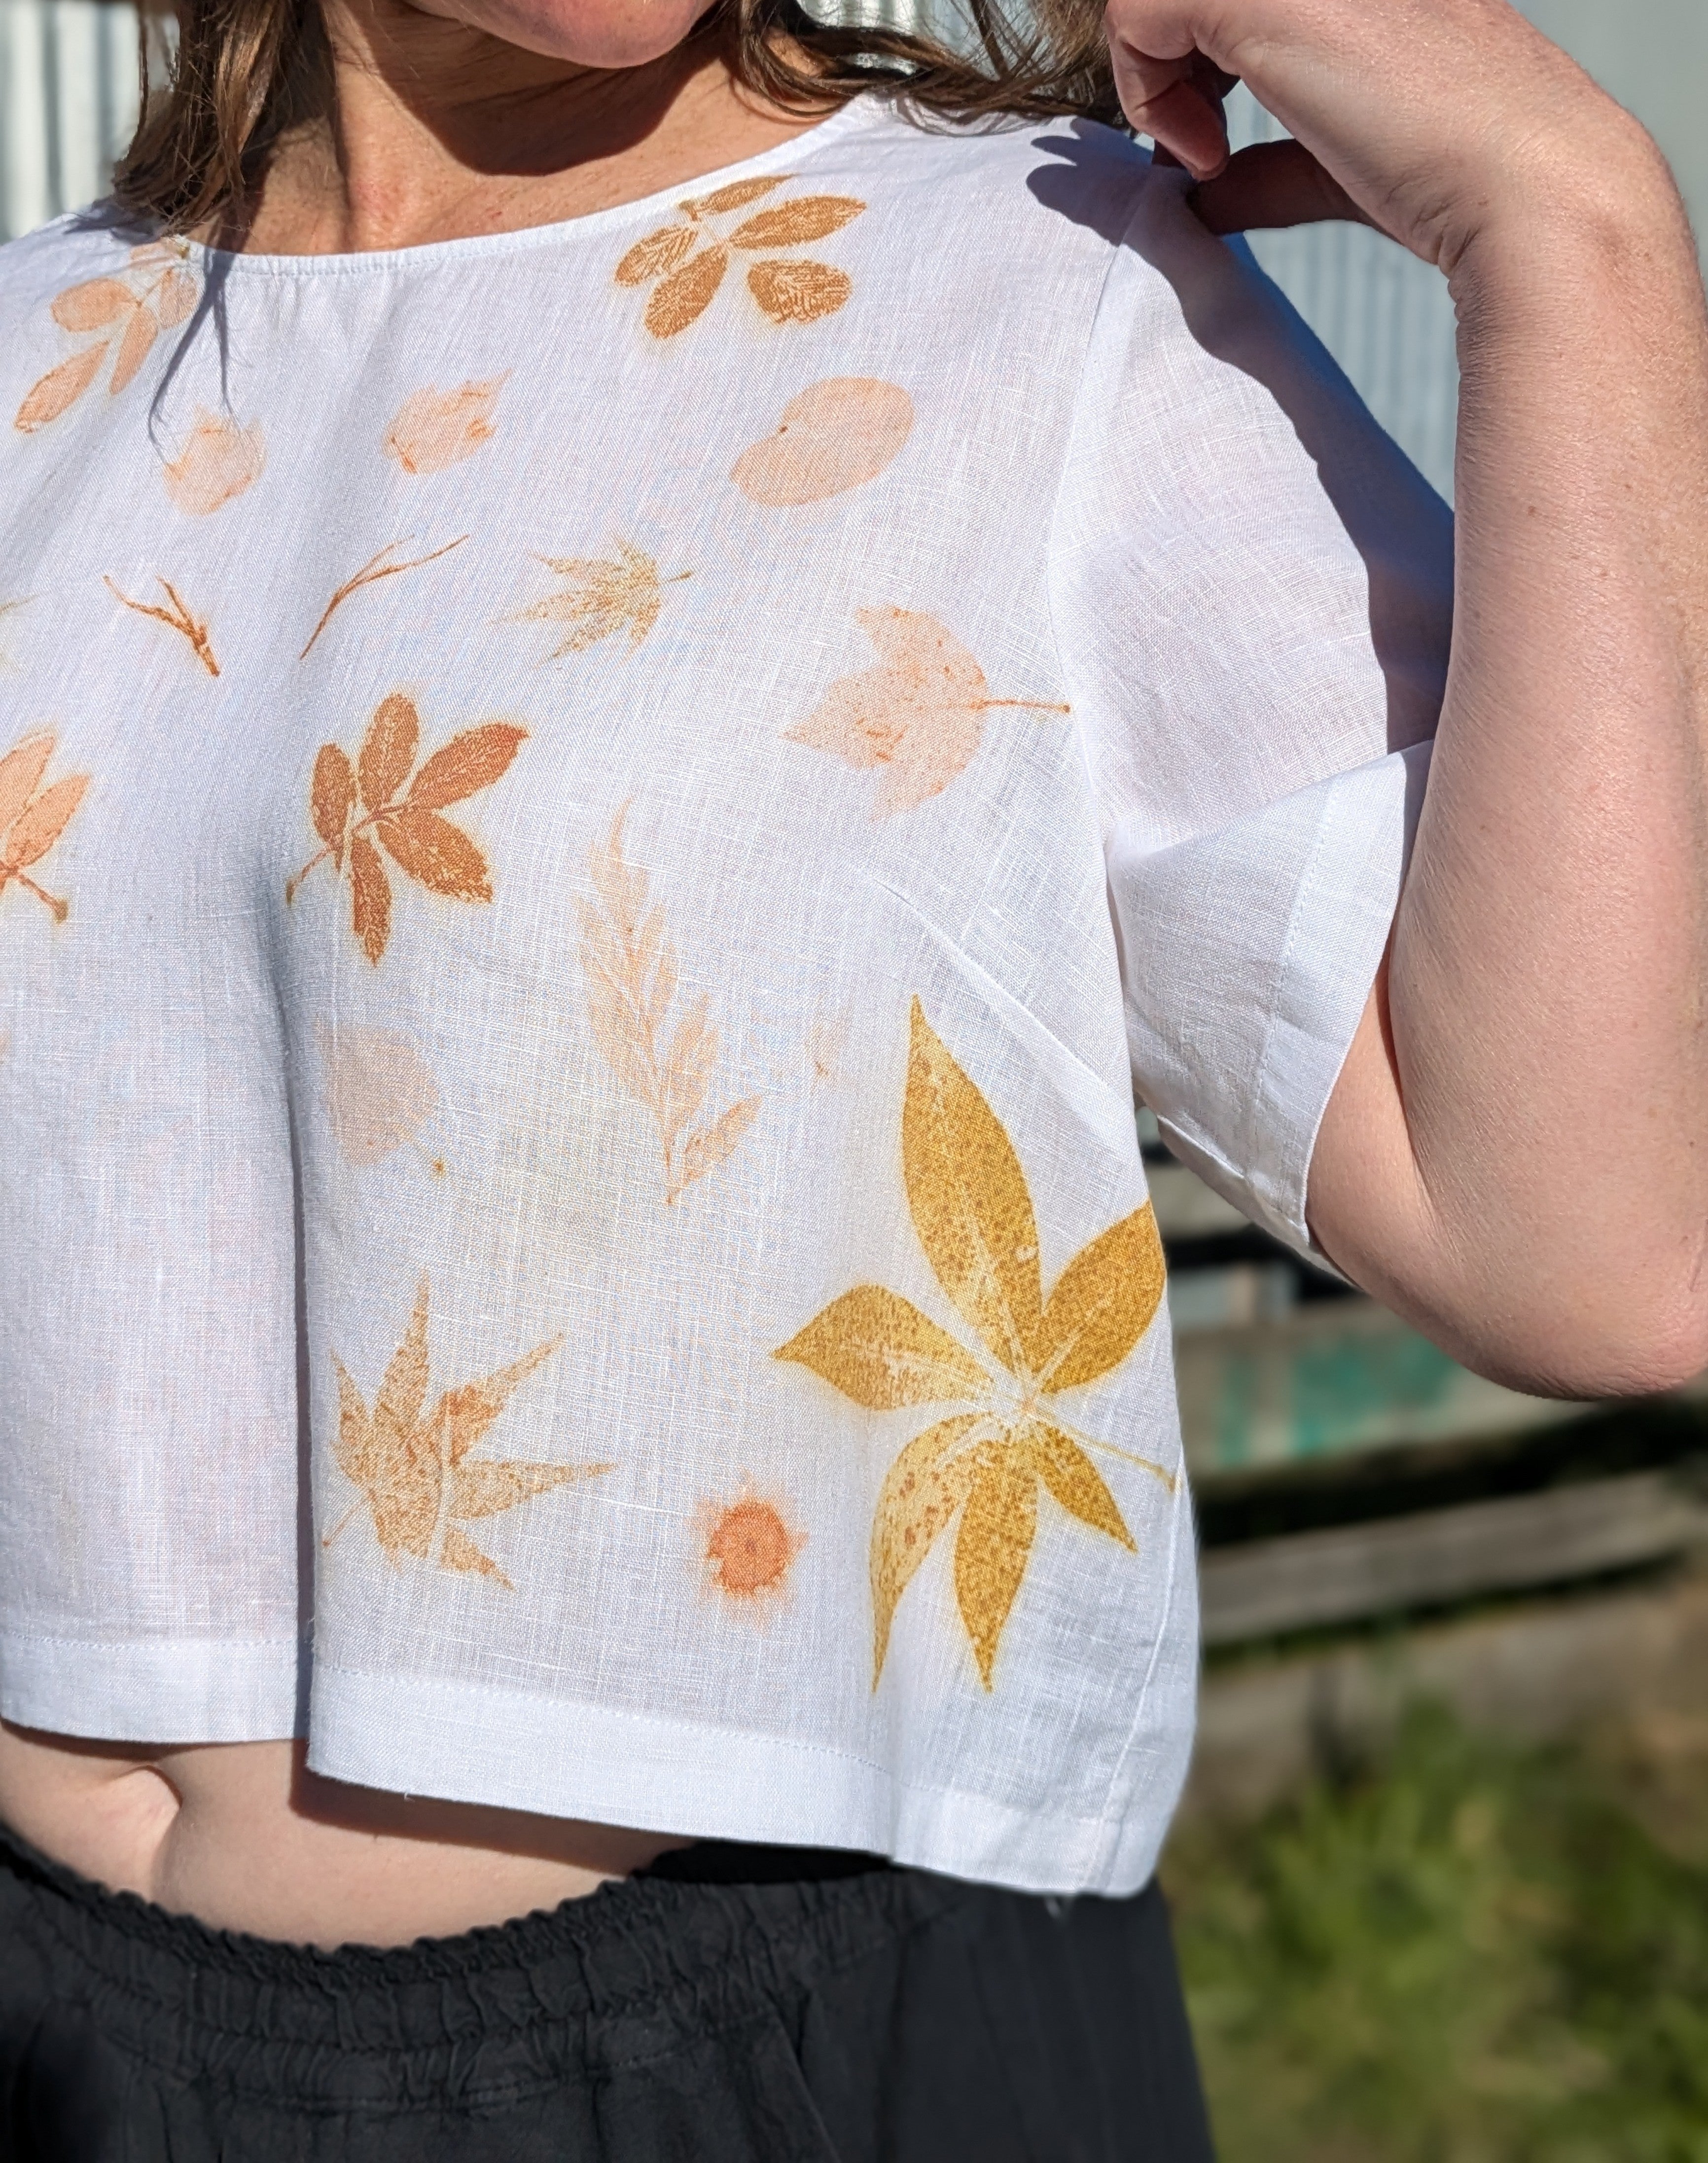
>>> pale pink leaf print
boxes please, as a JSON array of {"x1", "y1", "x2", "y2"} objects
[
  {"x1": 317, "y1": 1020, "x2": 444, "y2": 1172},
  {"x1": 384, "y1": 380, "x2": 505, "y2": 475},
  {"x1": 14, "y1": 345, "x2": 107, "y2": 433},
  {"x1": 162, "y1": 408, "x2": 266, "y2": 515},
  {"x1": 50, "y1": 279, "x2": 136, "y2": 332},
  {"x1": 786, "y1": 607, "x2": 1069, "y2": 818},
  {"x1": 107, "y1": 305, "x2": 159, "y2": 396},
  {"x1": 16, "y1": 246, "x2": 199, "y2": 435},
  {"x1": 156, "y1": 267, "x2": 199, "y2": 328},
  {"x1": 731, "y1": 379, "x2": 913, "y2": 507}
]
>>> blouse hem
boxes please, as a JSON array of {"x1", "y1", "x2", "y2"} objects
[
  {"x1": 307, "y1": 1663, "x2": 1184, "y2": 1898},
  {"x1": 0, "y1": 1633, "x2": 302, "y2": 1742}
]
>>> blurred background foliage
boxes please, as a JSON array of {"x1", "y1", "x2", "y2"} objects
[{"x1": 1167, "y1": 1700, "x2": 1708, "y2": 2162}]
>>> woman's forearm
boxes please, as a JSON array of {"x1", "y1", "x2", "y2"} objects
[{"x1": 1313, "y1": 119, "x2": 1708, "y2": 1390}]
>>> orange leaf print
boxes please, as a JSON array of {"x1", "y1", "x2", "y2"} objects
[
  {"x1": 107, "y1": 305, "x2": 159, "y2": 396},
  {"x1": 287, "y1": 693, "x2": 525, "y2": 961},
  {"x1": 510, "y1": 540, "x2": 688, "y2": 660},
  {"x1": 15, "y1": 243, "x2": 198, "y2": 433},
  {"x1": 104, "y1": 574, "x2": 219, "y2": 676},
  {"x1": 299, "y1": 536, "x2": 468, "y2": 659},
  {"x1": 577, "y1": 804, "x2": 762, "y2": 1204},
  {"x1": 727, "y1": 197, "x2": 864, "y2": 250},
  {"x1": 317, "y1": 1020, "x2": 444, "y2": 1174},
  {"x1": 325, "y1": 1274, "x2": 605, "y2": 1588},
  {"x1": 732, "y1": 379, "x2": 913, "y2": 507},
  {"x1": 746, "y1": 260, "x2": 852, "y2": 327},
  {"x1": 775, "y1": 999, "x2": 1170, "y2": 1690},
  {"x1": 787, "y1": 607, "x2": 1070, "y2": 819},
  {"x1": 384, "y1": 379, "x2": 505, "y2": 475},
  {"x1": 14, "y1": 346, "x2": 106, "y2": 433},
  {"x1": 50, "y1": 278, "x2": 135, "y2": 332},
  {"x1": 0, "y1": 731, "x2": 90, "y2": 925},
  {"x1": 163, "y1": 407, "x2": 265, "y2": 515},
  {"x1": 615, "y1": 180, "x2": 864, "y2": 339}
]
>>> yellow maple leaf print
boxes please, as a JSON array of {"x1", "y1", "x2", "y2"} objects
[
  {"x1": 324, "y1": 1274, "x2": 608, "y2": 1587},
  {"x1": 286, "y1": 691, "x2": 527, "y2": 963},
  {"x1": 510, "y1": 540, "x2": 689, "y2": 659},
  {"x1": 775, "y1": 1000, "x2": 1171, "y2": 1690},
  {"x1": 787, "y1": 608, "x2": 1070, "y2": 819},
  {"x1": 14, "y1": 241, "x2": 197, "y2": 434},
  {"x1": 614, "y1": 174, "x2": 866, "y2": 338},
  {"x1": 577, "y1": 803, "x2": 762, "y2": 1204},
  {"x1": 0, "y1": 730, "x2": 90, "y2": 924}
]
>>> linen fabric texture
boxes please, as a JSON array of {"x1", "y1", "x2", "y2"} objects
[{"x1": 0, "y1": 102, "x2": 1451, "y2": 1893}]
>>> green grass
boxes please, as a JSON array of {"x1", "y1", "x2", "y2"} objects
[{"x1": 1163, "y1": 1704, "x2": 1708, "y2": 2162}]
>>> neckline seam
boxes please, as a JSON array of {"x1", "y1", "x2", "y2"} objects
[{"x1": 182, "y1": 94, "x2": 887, "y2": 280}]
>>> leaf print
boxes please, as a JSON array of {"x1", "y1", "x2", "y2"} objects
[
  {"x1": 732, "y1": 379, "x2": 914, "y2": 508},
  {"x1": 51, "y1": 278, "x2": 135, "y2": 332},
  {"x1": 0, "y1": 731, "x2": 90, "y2": 925},
  {"x1": 107, "y1": 305, "x2": 159, "y2": 396},
  {"x1": 15, "y1": 242, "x2": 197, "y2": 433},
  {"x1": 786, "y1": 607, "x2": 1070, "y2": 819},
  {"x1": 14, "y1": 346, "x2": 107, "y2": 433},
  {"x1": 0, "y1": 595, "x2": 36, "y2": 671},
  {"x1": 577, "y1": 803, "x2": 762, "y2": 1205},
  {"x1": 646, "y1": 247, "x2": 728, "y2": 338},
  {"x1": 511, "y1": 540, "x2": 688, "y2": 660},
  {"x1": 614, "y1": 180, "x2": 865, "y2": 339},
  {"x1": 163, "y1": 408, "x2": 265, "y2": 516},
  {"x1": 806, "y1": 1007, "x2": 852, "y2": 1085},
  {"x1": 746, "y1": 260, "x2": 852, "y2": 326},
  {"x1": 317, "y1": 1020, "x2": 444, "y2": 1173},
  {"x1": 325, "y1": 1274, "x2": 606, "y2": 1588},
  {"x1": 700, "y1": 1485, "x2": 806, "y2": 1607},
  {"x1": 384, "y1": 380, "x2": 505, "y2": 475},
  {"x1": 104, "y1": 574, "x2": 219, "y2": 677},
  {"x1": 287, "y1": 692, "x2": 525, "y2": 961},
  {"x1": 727, "y1": 197, "x2": 865, "y2": 250},
  {"x1": 774, "y1": 999, "x2": 1170, "y2": 1690},
  {"x1": 680, "y1": 175, "x2": 785, "y2": 218},
  {"x1": 300, "y1": 536, "x2": 468, "y2": 659}
]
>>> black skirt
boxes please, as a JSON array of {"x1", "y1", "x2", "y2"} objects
[{"x1": 0, "y1": 1825, "x2": 1214, "y2": 2161}]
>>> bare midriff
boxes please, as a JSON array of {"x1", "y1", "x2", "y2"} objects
[{"x1": 0, "y1": 1723, "x2": 684, "y2": 1948}]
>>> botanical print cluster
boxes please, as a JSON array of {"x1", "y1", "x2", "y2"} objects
[
  {"x1": 615, "y1": 176, "x2": 866, "y2": 338},
  {"x1": 577, "y1": 804, "x2": 762, "y2": 1204},
  {"x1": 326, "y1": 1274, "x2": 607, "y2": 1587},
  {"x1": 14, "y1": 241, "x2": 196, "y2": 433},
  {"x1": 776, "y1": 1001, "x2": 1169, "y2": 1688},
  {"x1": 0, "y1": 730, "x2": 89, "y2": 923},
  {"x1": 287, "y1": 691, "x2": 527, "y2": 963}
]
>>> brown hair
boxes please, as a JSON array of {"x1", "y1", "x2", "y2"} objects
[{"x1": 114, "y1": 0, "x2": 1119, "y2": 238}]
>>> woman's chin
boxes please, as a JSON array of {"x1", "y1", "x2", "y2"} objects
[{"x1": 399, "y1": 0, "x2": 712, "y2": 71}]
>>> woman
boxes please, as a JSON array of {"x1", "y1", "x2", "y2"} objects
[{"x1": 0, "y1": 0, "x2": 1702, "y2": 2147}]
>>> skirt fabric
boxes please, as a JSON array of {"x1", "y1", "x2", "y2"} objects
[{"x1": 0, "y1": 1826, "x2": 1215, "y2": 2162}]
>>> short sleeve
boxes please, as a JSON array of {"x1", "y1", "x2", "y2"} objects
[{"x1": 1048, "y1": 165, "x2": 1454, "y2": 1257}]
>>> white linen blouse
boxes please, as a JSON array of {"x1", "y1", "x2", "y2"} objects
[{"x1": 0, "y1": 97, "x2": 1450, "y2": 1895}]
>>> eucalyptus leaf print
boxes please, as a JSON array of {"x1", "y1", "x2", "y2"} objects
[
  {"x1": 615, "y1": 175, "x2": 866, "y2": 338},
  {"x1": 384, "y1": 379, "x2": 505, "y2": 474},
  {"x1": 775, "y1": 1000, "x2": 1172, "y2": 1689},
  {"x1": 287, "y1": 691, "x2": 527, "y2": 963},
  {"x1": 511, "y1": 541, "x2": 689, "y2": 659},
  {"x1": 14, "y1": 241, "x2": 197, "y2": 433},
  {"x1": 786, "y1": 608, "x2": 1070, "y2": 817},
  {"x1": 324, "y1": 1274, "x2": 608, "y2": 1587},
  {"x1": 0, "y1": 731, "x2": 89, "y2": 924},
  {"x1": 577, "y1": 804, "x2": 761, "y2": 1205},
  {"x1": 732, "y1": 380, "x2": 913, "y2": 506},
  {"x1": 104, "y1": 575, "x2": 219, "y2": 677},
  {"x1": 163, "y1": 408, "x2": 266, "y2": 516}
]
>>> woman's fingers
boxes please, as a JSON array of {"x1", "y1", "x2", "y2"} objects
[
  {"x1": 1189, "y1": 139, "x2": 1380, "y2": 235},
  {"x1": 1104, "y1": 27, "x2": 1235, "y2": 179}
]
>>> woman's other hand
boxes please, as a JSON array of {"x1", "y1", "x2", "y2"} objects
[{"x1": 1103, "y1": 0, "x2": 1619, "y2": 256}]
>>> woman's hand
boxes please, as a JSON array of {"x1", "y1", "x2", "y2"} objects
[
  {"x1": 1105, "y1": 0, "x2": 1708, "y2": 1397},
  {"x1": 1103, "y1": 0, "x2": 1626, "y2": 261}
]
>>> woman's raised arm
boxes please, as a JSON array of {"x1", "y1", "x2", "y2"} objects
[{"x1": 1109, "y1": 0, "x2": 1708, "y2": 1397}]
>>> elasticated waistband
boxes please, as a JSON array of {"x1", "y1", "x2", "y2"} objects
[{"x1": 0, "y1": 1821, "x2": 959, "y2": 2110}]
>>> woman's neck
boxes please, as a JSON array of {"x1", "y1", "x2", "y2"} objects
[{"x1": 242, "y1": 0, "x2": 827, "y2": 256}]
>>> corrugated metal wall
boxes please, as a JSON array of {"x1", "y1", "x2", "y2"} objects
[{"x1": 0, "y1": 0, "x2": 137, "y2": 243}]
